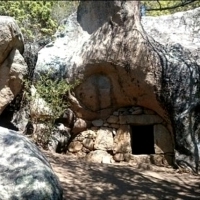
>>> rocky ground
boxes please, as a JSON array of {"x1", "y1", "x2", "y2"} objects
[{"x1": 42, "y1": 150, "x2": 200, "y2": 200}]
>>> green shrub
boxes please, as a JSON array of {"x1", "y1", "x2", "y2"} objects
[
  {"x1": 24, "y1": 70, "x2": 78, "y2": 147},
  {"x1": 142, "y1": 1, "x2": 200, "y2": 16},
  {"x1": 0, "y1": 1, "x2": 79, "y2": 43}
]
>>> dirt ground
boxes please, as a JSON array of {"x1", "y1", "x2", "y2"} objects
[{"x1": 42, "y1": 150, "x2": 200, "y2": 200}]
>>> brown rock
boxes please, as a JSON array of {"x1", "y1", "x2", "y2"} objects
[
  {"x1": 92, "y1": 119, "x2": 104, "y2": 127},
  {"x1": 113, "y1": 125, "x2": 131, "y2": 154},
  {"x1": 0, "y1": 17, "x2": 26, "y2": 114},
  {"x1": 83, "y1": 138, "x2": 94, "y2": 150},
  {"x1": 150, "y1": 154, "x2": 170, "y2": 166},
  {"x1": 110, "y1": 123, "x2": 120, "y2": 129},
  {"x1": 68, "y1": 141, "x2": 83, "y2": 153},
  {"x1": 107, "y1": 115, "x2": 118, "y2": 124},
  {"x1": 113, "y1": 153, "x2": 124, "y2": 162},
  {"x1": 72, "y1": 118, "x2": 88, "y2": 134}
]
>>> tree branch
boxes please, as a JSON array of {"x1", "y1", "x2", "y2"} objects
[{"x1": 146, "y1": 0, "x2": 199, "y2": 11}]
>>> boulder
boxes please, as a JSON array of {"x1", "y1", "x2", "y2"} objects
[
  {"x1": 82, "y1": 138, "x2": 94, "y2": 150},
  {"x1": 35, "y1": 1, "x2": 200, "y2": 172},
  {"x1": 0, "y1": 126, "x2": 63, "y2": 200},
  {"x1": 94, "y1": 127, "x2": 113, "y2": 151},
  {"x1": 142, "y1": 8, "x2": 200, "y2": 50},
  {"x1": 72, "y1": 118, "x2": 89, "y2": 134},
  {"x1": 86, "y1": 150, "x2": 112, "y2": 164},
  {"x1": 0, "y1": 16, "x2": 27, "y2": 115},
  {"x1": 68, "y1": 141, "x2": 83, "y2": 153}
]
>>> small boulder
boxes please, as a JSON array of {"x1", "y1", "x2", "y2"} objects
[
  {"x1": 72, "y1": 118, "x2": 88, "y2": 134},
  {"x1": 92, "y1": 119, "x2": 103, "y2": 127},
  {"x1": 68, "y1": 141, "x2": 83, "y2": 153},
  {"x1": 87, "y1": 150, "x2": 112, "y2": 163}
]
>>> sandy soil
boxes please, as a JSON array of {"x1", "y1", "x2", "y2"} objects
[{"x1": 42, "y1": 150, "x2": 200, "y2": 200}]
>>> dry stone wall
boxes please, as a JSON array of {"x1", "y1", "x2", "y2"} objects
[{"x1": 68, "y1": 106, "x2": 174, "y2": 167}]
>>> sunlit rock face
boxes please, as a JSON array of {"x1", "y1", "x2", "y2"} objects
[
  {"x1": 0, "y1": 126, "x2": 63, "y2": 200},
  {"x1": 0, "y1": 16, "x2": 27, "y2": 115},
  {"x1": 142, "y1": 7, "x2": 200, "y2": 50}
]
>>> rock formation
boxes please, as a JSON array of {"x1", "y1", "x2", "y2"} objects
[
  {"x1": 0, "y1": 16, "x2": 27, "y2": 115},
  {"x1": 0, "y1": 126, "x2": 63, "y2": 199},
  {"x1": 35, "y1": 1, "x2": 200, "y2": 173}
]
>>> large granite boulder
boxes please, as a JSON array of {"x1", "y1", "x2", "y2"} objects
[
  {"x1": 0, "y1": 16, "x2": 27, "y2": 115},
  {"x1": 0, "y1": 126, "x2": 63, "y2": 200},
  {"x1": 142, "y1": 8, "x2": 200, "y2": 51},
  {"x1": 35, "y1": 1, "x2": 200, "y2": 173}
]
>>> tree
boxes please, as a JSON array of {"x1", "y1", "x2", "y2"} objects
[
  {"x1": 0, "y1": 1, "x2": 78, "y2": 43},
  {"x1": 142, "y1": 0, "x2": 200, "y2": 16}
]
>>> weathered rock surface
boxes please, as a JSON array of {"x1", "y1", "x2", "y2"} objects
[
  {"x1": 48, "y1": 123, "x2": 71, "y2": 153},
  {"x1": 0, "y1": 126, "x2": 63, "y2": 200},
  {"x1": 113, "y1": 125, "x2": 132, "y2": 154},
  {"x1": 142, "y1": 7, "x2": 200, "y2": 50},
  {"x1": 35, "y1": 1, "x2": 200, "y2": 172},
  {"x1": 94, "y1": 127, "x2": 114, "y2": 151},
  {"x1": 87, "y1": 150, "x2": 113, "y2": 164},
  {"x1": 68, "y1": 141, "x2": 83, "y2": 153},
  {"x1": 0, "y1": 16, "x2": 27, "y2": 115}
]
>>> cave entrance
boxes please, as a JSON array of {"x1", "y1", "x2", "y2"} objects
[{"x1": 131, "y1": 125, "x2": 155, "y2": 155}]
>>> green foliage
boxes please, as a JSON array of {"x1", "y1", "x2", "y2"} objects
[
  {"x1": 24, "y1": 70, "x2": 78, "y2": 146},
  {"x1": 0, "y1": 1, "x2": 79, "y2": 43},
  {"x1": 142, "y1": 1, "x2": 200, "y2": 16}
]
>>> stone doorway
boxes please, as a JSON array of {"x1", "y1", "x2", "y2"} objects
[
  {"x1": 68, "y1": 106, "x2": 174, "y2": 166},
  {"x1": 131, "y1": 125, "x2": 155, "y2": 155}
]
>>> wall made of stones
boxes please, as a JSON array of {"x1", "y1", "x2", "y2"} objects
[{"x1": 67, "y1": 106, "x2": 174, "y2": 166}]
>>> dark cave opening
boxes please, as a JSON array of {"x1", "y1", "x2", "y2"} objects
[{"x1": 131, "y1": 125, "x2": 155, "y2": 155}]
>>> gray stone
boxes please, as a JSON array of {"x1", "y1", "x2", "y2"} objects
[
  {"x1": 92, "y1": 119, "x2": 104, "y2": 127},
  {"x1": 142, "y1": 7, "x2": 200, "y2": 50},
  {"x1": 94, "y1": 127, "x2": 113, "y2": 151},
  {"x1": 0, "y1": 126, "x2": 63, "y2": 200}
]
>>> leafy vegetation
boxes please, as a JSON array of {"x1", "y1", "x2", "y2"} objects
[
  {"x1": 0, "y1": 1, "x2": 78, "y2": 43},
  {"x1": 142, "y1": 0, "x2": 200, "y2": 16},
  {"x1": 24, "y1": 70, "x2": 78, "y2": 147}
]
